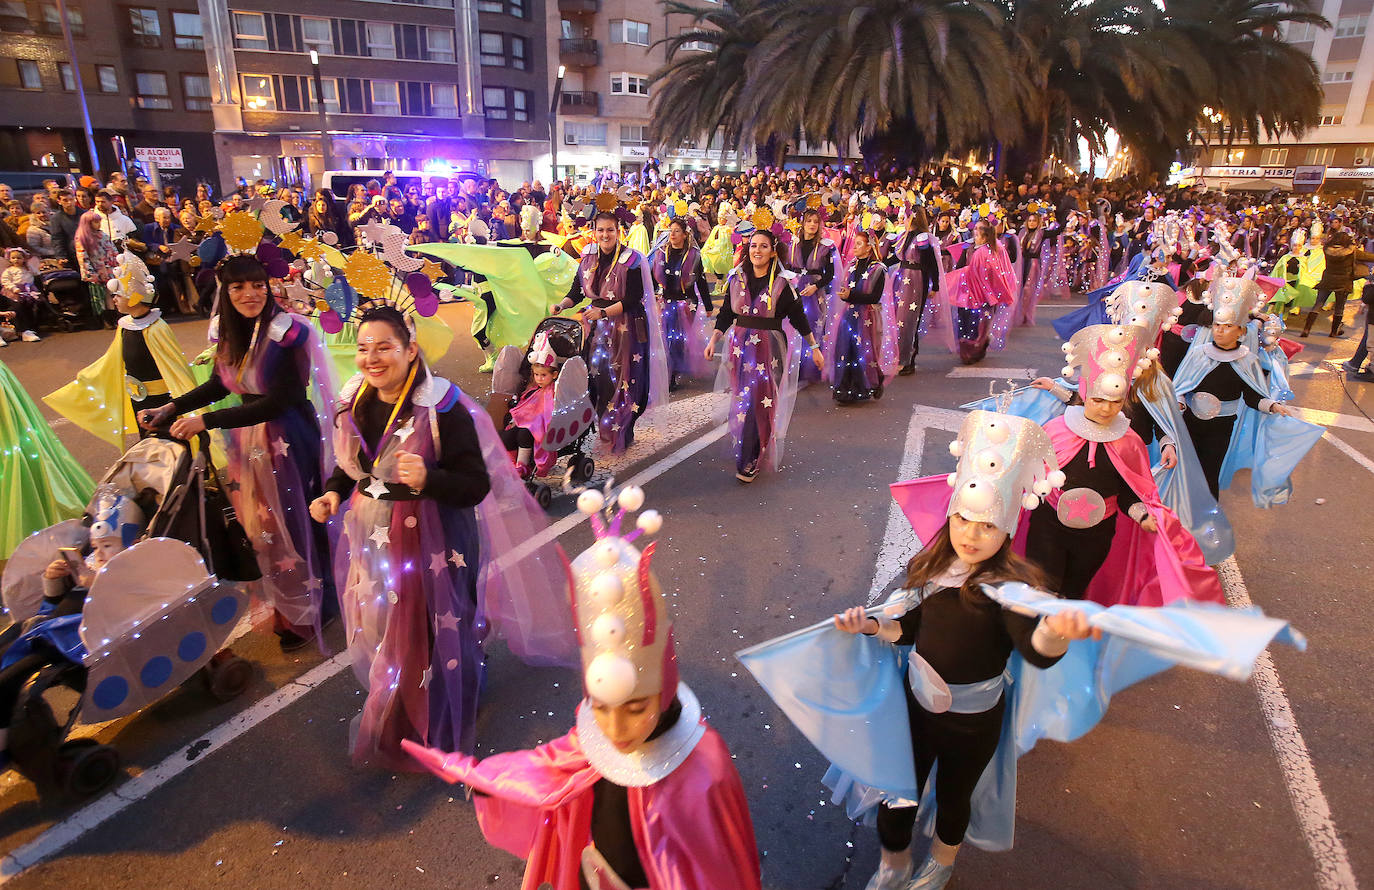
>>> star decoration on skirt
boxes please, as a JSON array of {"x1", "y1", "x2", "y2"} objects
[
  {"x1": 762, "y1": 396, "x2": 774, "y2": 408},
  {"x1": 435, "y1": 610, "x2": 461, "y2": 632},
  {"x1": 448, "y1": 550, "x2": 466, "y2": 569},
  {"x1": 736, "y1": 411, "x2": 746, "y2": 422},
  {"x1": 260, "y1": 530, "x2": 274, "y2": 545},
  {"x1": 364, "y1": 476, "x2": 389, "y2": 499},
  {"x1": 250, "y1": 447, "x2": 266, "y2": 461},
  {"x1": 273, "y1": 436, "x2": 291, "y2": 457},
  {"x1": 428, "y1": 551, "x2": 448, "y2": 575},
  {"x1": 370, "y1": 525, "x2": 391, "y2": 548},
  {"x1": 420, "y1": 666, "x2": 433, "y2": 689},
  {"x1": 306, "y1": 576, "x2": 322, "y2": 593},
  {"x1": 733, "y1": 346, "x2": 743, "y2": 357},
  {"x1": 274, "y1": 555, "x2": 298, "y2": 573}
]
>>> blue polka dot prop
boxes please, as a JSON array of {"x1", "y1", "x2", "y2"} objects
[{"x1": 79, "y1": 539, "x2": 251, "y2": 721}]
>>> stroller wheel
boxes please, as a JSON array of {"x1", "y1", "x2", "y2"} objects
[
  {"x1": 533, "y1": 483, "x2": 553, "y2": 510},
  {"x1": 571, "y1": 455, "x2": 595, "y2": 484},
  {"x1": 205, "y1": 654, "x2": 254, "y2": 702},
  {"x1": 56, "y1": 739, "x2": 121, "y2": 797}
]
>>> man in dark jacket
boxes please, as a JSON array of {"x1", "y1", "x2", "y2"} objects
[
  {"x1": 49, "y1": 191, "x2": 83, "y2": 268},
  {"x1": 1305, "y1": 225, "x2": 1374, "y2": 338}
]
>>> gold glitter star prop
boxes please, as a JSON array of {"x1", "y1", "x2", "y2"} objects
[
  {"x1": 278, "y1": 230, "x2": 305, "y2": 255},
  {"x1": 420, "y1": 258, "x2": 445, "y2": 283},
  {"x1": 219, "y1": 211, "x2": 264, "y2": 252},
  {"x1": 194, "y1": 213, "x2": 219, "y2": 234},
  {"x1": 344, "y1": 250, "x2": 394, "y2": 299}
]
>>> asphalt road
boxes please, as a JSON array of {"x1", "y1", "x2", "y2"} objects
[{"x1": 0, "y1": 299, "x2": 1370, "y2": 890}]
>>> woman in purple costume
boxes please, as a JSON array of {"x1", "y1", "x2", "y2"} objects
[
  {"x1": 706, "y1": 230, "x2": 824, "y2": 483},
  {"x1": 141, "y1": 255, "x2": 336, "y2": 650},
  {"x1": 650, "y1": 217, "x2": 713, "y2": 390},
  {"x1": 824, "y1": 229, "x2": 899, "y2": 404},
  {"x1": 782, "y1": 209, "x2": 839, "y2": 385}
]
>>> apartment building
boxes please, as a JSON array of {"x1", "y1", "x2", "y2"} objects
[
  {"x1": 1188, "y1": 0, "x2": 1374, "y2": 198},
  {"x1": 200, "y1": 0, "x2": 550, "y2": 189},
  {"x1": 553, "y1": 0, "x2": 746, "y2": 180},
  {"x1": 0, "y1": 0, "x2": 218, "y2": 190}
]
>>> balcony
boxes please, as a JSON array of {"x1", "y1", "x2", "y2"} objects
[
  {"x1": 557, "y1": 0, "x2": 598, "y2": 14},
  {"x1": 560, "y1": 91, "x2": 599, "y2": 116},
  {"x1": 559, "y1": 38, "x2": 599, "y2": 67}
]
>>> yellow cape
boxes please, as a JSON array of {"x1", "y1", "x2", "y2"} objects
[{"x1": 43, "y1": 316, "x2": 197, "y2": 449}]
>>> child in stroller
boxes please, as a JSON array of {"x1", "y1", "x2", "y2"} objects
[
  {"x1": 490, "y1": 317, "x2": 597, "y2": 508},
  {"x1": 0, "y1": 435, "x2": 253, "y2": 797}
]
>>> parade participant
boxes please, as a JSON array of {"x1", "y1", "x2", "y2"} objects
[
  {"x1": 1267, "y1": 229, "x2": 1322, "y2": 317},
  {"x1": 887, "y1": 209, "x2": 941, "y2": 374},
  {"x1": 825, "y1": 229, "x2": 898, "y2": 404},
  {"x1": 0, "y1": 357, "x2": 94, "y2": 559},
  {"x1": 138, "y1": 254, "x2": 336, "y2": 650},
  {"x1": 739, "y1": 408, "x2": 1304, "y2": 890},
  {"x1": 1014, "y1": 210, "x2": 1050, "y2": 325},
  {"x1": 309, "y1": 305, "x2": 573, "y2": 766},
  {"x1": 1052, "y1": 226, "x2": 1179, "y2": 341},
  {"x1": 550, "y1": 210, "x2": 669, "y2": 454},
  {"x1": 1302, "y1": 226, "x2": 1373, "y2": 338},
  {"x1": 706, "y1": 229, "x2": 824, "y2": 482},
  {"x1": 649, "y1": 217, "x2": 713, "y2": 390},
  {"x1": 932, "y1": 220, "x2": 1019, "y2": 365},
  {"x1": 501, "y1": 330, "x2": 573, "y2": 478},
  {"x1": 782, "y1": 207, "x2": 839, "y2": 384},
  {"x1": 1019, "y1": 324, "x2": 1222, "y2": 603},
  {"x1": 44, "y1": 251, "x2": 198, "y2": 450},
  {"x1": 1173, "y1": 276, "x2": 1323, "y2": 504},
  {"x1": 1159, "y1": 278, "x2": 1212, "y2": 377},
  {"x1": 403, "y1": 487, "x2": 762, "y2": 890}
]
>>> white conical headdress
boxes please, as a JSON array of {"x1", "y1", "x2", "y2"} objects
[
  {"x1": 1105, "y1": 280, "x2": 1181, "y2": 344},
  {"x1": 105, "y1": 250, "x2": 155, "y2": 307},
  {"x1": 945, "y1": 410, "x2": 1063, "y2": 535},
  {"x1": 1062, "y1": 323, "x2": 1153, "y2": 402},
  {"x1": 1205, "y1": 275, "x2": 1265, "y2": 326}
]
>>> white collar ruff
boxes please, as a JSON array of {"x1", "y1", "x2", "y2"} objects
[
  {"x1": 576, "y1": 682, "x2": 706, "y2": 787},
  {"x1": 1064, "y1": 404, "x2": 1128, "y2": 442},
  {"x1": 1204, "y1": 342, "x2": 1249, "y2": 363},
  {"x1": 117, "y1": 308, "x2": 162, "y2": 331}
]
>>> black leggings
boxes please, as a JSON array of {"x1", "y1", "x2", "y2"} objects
[
  {"x1": 499, "y1": 426, "x2": 535, "y2": 452},
  {"x1": 1184, "y1": 412, "x2": 1237, "y2": 500},
  {"x1": 876, "y1": 688, "x2": 1005, "y2": 849},
  {"x1": 1022, "y1": 501, "x2": 1116, "y2": 599}
]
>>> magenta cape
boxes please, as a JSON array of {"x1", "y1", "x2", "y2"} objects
[
  {"x1": 401, "y1": 724, "x2": 761, "y2": 890},
  {"x1": 889, "y1": 419, "x2": 1222, "y2": 607},
  {"x1": 509, "y1": 383, "x2": 558, "y2": 476}
]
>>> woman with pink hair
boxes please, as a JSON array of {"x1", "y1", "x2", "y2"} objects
[{"x1": 74, "y1": 210, "x2": 118, "y2": 327}]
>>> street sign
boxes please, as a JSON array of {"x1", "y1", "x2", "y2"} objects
[
  {"x1": 1292, "y1": 165, "x2": 1326, "y2": 193},
  {"x1": 134, "y1": 147, "x2": 184, "y2": 170}
]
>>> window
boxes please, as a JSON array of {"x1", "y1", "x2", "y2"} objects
[
  {"x1": 1323, "y1": 69, "x2": 1354, "y2": 83},
  {"x1": 482, "y1": 85, "x2": 508, "y2": 118},
  {"x1": 1319, "y1": 114, "x2": 1343, "y2": 126},
  {"x1": 241, "y1": 73, "x2": 275, "y2": 110},
  {"x1": 16, "y1": 59, "x2": 41, "y2": 89},
  {"x1": 479, "y1": 31, "x2": 505, "y2": 65},
  {"x1": 365, "y1": 21, "x2": 395, "y2": 57},
  {"x1": 508, "y1": 0, "x2": 523, "y2": 18},
  {"x1": 610, "y1": 19, "x2": 649, "y2": 45},
  {"x1": 172, "y1": 12, "x2": 203, "y2": 49},
  {"x1": 40, "y1": 3, "x2": 83, "y2": 35},
  {"x1": 610, "y1": 73, "x2": 649, "y2": 96},
  {"x1": 512, "y1": 87, "x2": 528, "y2": 121},
  {"x1": 371, "y1": 80, "x2": 400, "y2": 115},
  {"x1": 232, "y1": 11, "x2": 267, "y2": 50},
  {"x1": 1261, "y1": 148, "x2": 1288, "y2": 166},
  {"x1": 301, "y1": 16, "x2": 333, "y2": 55},
  {"x1": 134, "y1": 71, "x2": 171, "y2": 109},
  {"x1": 565, "y1": 121, "x2": 607, "y2": 146},
  {"x1": 58, "y1": 61, "x2": 74, "y2": 90},
  {"x1": 510, "y1": 34, "x2": 526, "y2": 69},
  {"x1": 478, "y1": 0, "x2": 522, "y2": 14},
  {"x1": 426, "y1": 27, "x2": 454, "y2": 62},
  {"x1": 0, "y1": 0, "x2": 27, "y2": 29},
  {"x1": 620, "y1": 125, "x2": 649, "y2": 147},
  {"x1": 1335, "y1": 15, "x2": 1367, "y2": 39},
  {"x1": 678, "y1": 28, "x2": 708, "y2": 52},
  {"x1": 1305, "y1": 147, "x2": 1335, "y2": 165},
  {"x1": 96, "y1": 65, "x2": 118, "y2": 92},
  {"x1": 307, "y1": 76, "x2": 340, "y2": 112},
  {"x1": 431, "y1": 82, "x2": 457, "y2": 117},
  {"x1": 183, "y1": 73, "x2": 211, "y2": 110},
  {"x1": 1286, "y1": 21, "x2": 1319, "y2": 42},
  {"x1": 478, "y1": 0, "x2": 501, "y2": 9},
  {"x1": 128, "y1": 7, "x2": 160, "y2": 46}
]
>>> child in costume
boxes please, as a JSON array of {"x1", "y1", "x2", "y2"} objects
[
  {"x1": 0, "y1": 488, "x2": 143, "y2": 769},
  {"x1": 44, "y1": 251, "x2": 197, "y2": 450},
  {"x1": 501, "y1": 329, "x2": 574, "y2": 478},
  {"x1": 1, "y1": 248, "x2": 43, "y2": 343},
  {"x1": 402, "y1": 486, "x2": 762, "y2": 890},
  {"x1": 825, "y1": 228, "x2": 899, "y2": 404},
  {"x1": 1173, "y1": 275, "x2": 1323, "y2": 505},
  {"x1": 737, "y1": 410, "x2": 1305, "y2": 890},
  {"x1": 926, "y1": 221, "x2": 1019, "y2": 365}
]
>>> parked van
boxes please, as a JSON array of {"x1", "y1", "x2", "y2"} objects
[{"x1": 319, "y1": 169, "x2": 484, "y2": 198}]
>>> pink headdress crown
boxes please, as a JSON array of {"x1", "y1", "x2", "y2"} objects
[
  {"x1": 1105, "y1": 280, "x2": 1181, "y2": 344},
  {"x1": 1061, "y1": 323, "x2": 1153, "y2": 401},
  {"x1": 527, "y1": 330, "x2": 559, "y2": 368},
  {"x1": 568, "y1": 485, "x2": 676, "y2": 709},
  {"x1": 945, "y1": 410, "x2": 1063, "y2": 535}
]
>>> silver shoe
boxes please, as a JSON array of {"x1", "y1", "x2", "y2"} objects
[
  {"x1": 864, "y1": 858, "x2": 913, "y2": 890},
  {"x1": 905, "y1": 857, "x2": 954, "y2": 890}
]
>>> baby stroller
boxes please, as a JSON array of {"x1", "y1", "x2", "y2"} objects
[
  {"x1": 490, "y1": 316, "x2": 597, "y2": 509},
  {"x1": 38, "y1": 267, "x2": 94, "y2": 332},
  {"x1": 0, "y1": 434, "x2": 254, "y2": 797}
]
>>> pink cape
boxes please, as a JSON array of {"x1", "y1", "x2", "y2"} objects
[
  {"x1": 509, "y1": 383, "x2": 558, "y2": 476},
  {"x1": 889, "y1": 420, "x2": 1222, "y2": 607},
  {"x1": 401, "y1": 724, "x2": 761, "y2": 890}
]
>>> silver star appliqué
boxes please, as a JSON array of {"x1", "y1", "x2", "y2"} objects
[{"x1": 369, "y1": 525, "x2": 391, "y2": 548}]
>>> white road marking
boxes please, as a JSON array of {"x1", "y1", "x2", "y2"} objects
[
  {"x1": 1292, "y1": 407, "x2": 1374, "y2": 434},
  {"x1": 866, "y1": 404, "x2": 965, "y2": 604},
  {"x1": 1215, "y1": 557, "x2": 1359, "y2": 890},
  {"x1": 1322, "y1": 430, "x2": 1374, "y2": 476},
  {"x1": 0, "y1": 412, "x2": 731, "y2": 883},
  {"x1": 944, "y1": 366, "x2": 1038, "y2": 381}
]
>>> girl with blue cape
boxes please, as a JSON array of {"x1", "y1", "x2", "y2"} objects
[
  {"x1": 737, "y1": 408, "x2": 1304, "y2": 890},
  {"x1": 1052, "y1": 247, "x2": 1178, "y2": 341}
]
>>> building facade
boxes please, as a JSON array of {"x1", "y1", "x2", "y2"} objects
[
  {"x1": 200, "y1": 0, "x2": 551, "y2": 190},
  {"x1": 0, "y1": 0, "x2": 219, "y2": 191},
  {"x1": 552, "y1": 0, "x2": 746, "y2": 181},
  {"x1": 1187, "y1": 0, "x2": 1374, "y2": 198}
]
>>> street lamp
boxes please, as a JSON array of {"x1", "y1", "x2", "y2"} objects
[
  {"x1": 310, "y1": 50, "x2": 334, "y2": 178},
  {"x1": 550, "y1": 65, "x2": 566, "y2": 184}
]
